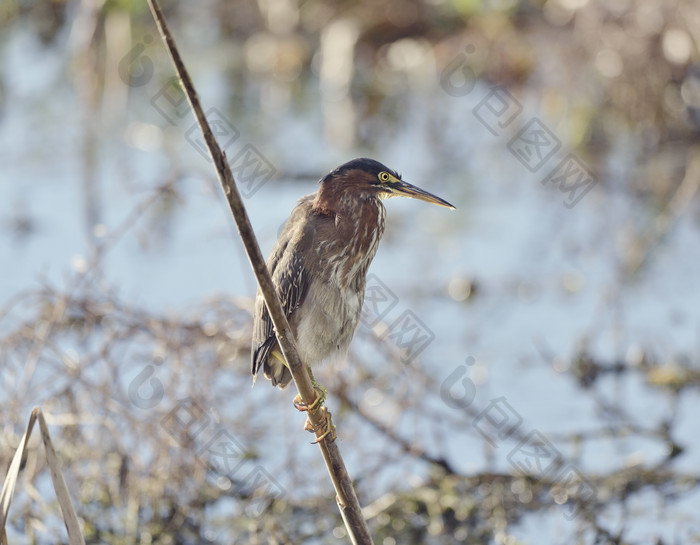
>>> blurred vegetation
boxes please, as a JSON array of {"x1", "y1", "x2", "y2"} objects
[
  {"x1": 2, "y1": 0, "x2": 700, "y2": 544},
  {"x1": 3, "y1": 273, "x2": 700, "y2": 544}
]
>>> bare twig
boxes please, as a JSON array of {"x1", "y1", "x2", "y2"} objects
[
  {"x1": 335, "y1": 386, "x2": 456, "y2": 475},
  {"x1": 144, "y1": 1, "x2": 374, "y2": 543},
  {"x1": 1, "y1": 408, "x2": 86, "y2": 545}
]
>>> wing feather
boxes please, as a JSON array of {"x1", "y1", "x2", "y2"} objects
[{"x1": 251, "y1": 199, "x2": 313, "y2": 378}]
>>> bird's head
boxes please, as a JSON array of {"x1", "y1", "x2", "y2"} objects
[{"x1": 315, "y1": 158, "x2": 455, "y2": 213}]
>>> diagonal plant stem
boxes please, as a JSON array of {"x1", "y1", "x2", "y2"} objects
[
  {"x1": 144, "y1": 1, "x2": 374, "y2": 543},
  {"x1": 1, "y1": 408, "x2": 86, "y2": 545}
]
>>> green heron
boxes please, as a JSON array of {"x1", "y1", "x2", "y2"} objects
[{"x1": 251, "y1": 158, "x2": 454, "y2": 439}]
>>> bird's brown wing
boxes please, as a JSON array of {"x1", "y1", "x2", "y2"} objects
[{"x1": 251, "y1": 198, "x2": 314, "y2": 379}]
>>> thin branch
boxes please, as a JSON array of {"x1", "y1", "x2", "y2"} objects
[
  {"x1": 336, "y1": 386, "x2": 456, "y2": 475},
  {"x1": 1, "y1": 408, "x2": 86, "y2": 545},
  {"x1": 144, "y1": 2, "x2": 374, "y2": 543}
]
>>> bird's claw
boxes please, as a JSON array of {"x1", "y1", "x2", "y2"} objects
[
  {"x1": 293, "y1": 386, "x2": 335, "y2": 443},
  {"x1": 304, "y1": 406, "x2": 336, "y2": 444},
  {"x1": 292, "y1": 385, "x2": 326, "y2": 413}
]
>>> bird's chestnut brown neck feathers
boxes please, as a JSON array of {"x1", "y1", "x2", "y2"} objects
[{"x1": 312, "y1": 169, "x2": 380, "y2": 218}]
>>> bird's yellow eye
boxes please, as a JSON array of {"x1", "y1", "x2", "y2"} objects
[{"x1": 378, "y1": 172, "x2": 390, "y2": 183}]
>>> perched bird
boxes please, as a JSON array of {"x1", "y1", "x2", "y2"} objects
[{"x1": 251, "y1": 157, "x2": 454, "y2": 400}]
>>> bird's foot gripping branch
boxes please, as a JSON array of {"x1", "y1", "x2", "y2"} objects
[{"x1": 294, "y1": 381, "x2": 336, "y2": 444}]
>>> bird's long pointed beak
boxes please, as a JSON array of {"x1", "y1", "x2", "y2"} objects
[{"x1": 391, "y1": 180, "x2": 456, "y2": 209}]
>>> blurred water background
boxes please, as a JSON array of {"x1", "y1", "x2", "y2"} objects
[{"x1": 1, "y1": 1, "x2": 700, "y2": 543}]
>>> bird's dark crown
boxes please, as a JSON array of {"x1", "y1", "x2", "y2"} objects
[{"x1": 320, "y1": 158, "x2": 401, "y2": 185}]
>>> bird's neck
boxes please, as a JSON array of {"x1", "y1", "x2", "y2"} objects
[
  {"x1": 313, "y1": 188, "x2": 385, "y2": 233},
  {"x1": 312, "y1": 184, "x2": 376, "y2": 218},
  {"x1": 312, "y1": 187, "x2": 386, "y2": 288}
]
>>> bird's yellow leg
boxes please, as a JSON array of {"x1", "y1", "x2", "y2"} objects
[
  {"x1": 280, "y1": 364, "x2": 334, "y2": 443},
  {"x1": 270, "y1": 349, "x2": 287, "y2": 367},
  {"x1": 271, "y1": 350, "x2": 326, "y2": 402},
  {"x1": 292, "y1": 365, "x2": 327, "y2": 412},
  {"x1": 271, "y1": 350, "x2": 333, "y2": 441},
  {"x1": 270, "y1": 349, "x2": 319, "y2": 408}
]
